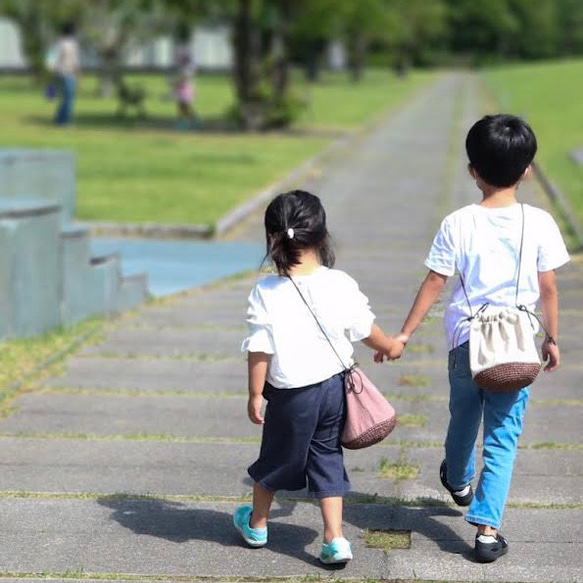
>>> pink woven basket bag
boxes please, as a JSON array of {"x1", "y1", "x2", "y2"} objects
[
  {"x1": 288, "y1": 276, "x2": 397, "y2": 450},
  {"x1": 341, "y1": 365, "x2": 397, "y2": 449}
]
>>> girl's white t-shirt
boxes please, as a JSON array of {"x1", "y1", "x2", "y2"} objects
[
  {"x1": 241, "y1": 266, "x2": 375, "y2": 389},
  {"x1": 425, "y1": 203, "x2": 569, "y2": 349}
]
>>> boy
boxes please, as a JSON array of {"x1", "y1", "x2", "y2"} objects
[{"x1": 387, "y1": 114, "x2": 570, "y2": 562}]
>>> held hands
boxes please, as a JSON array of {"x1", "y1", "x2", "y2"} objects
[
  {"x1": 542, "y1": 337, "x2": 560, "y2": 372},
  {"x1": 374, "y1": 333, "x2": 409, "y2": 363},
  {"x1": 247, "y1": 394, "x2": 265, "y2": 424}
]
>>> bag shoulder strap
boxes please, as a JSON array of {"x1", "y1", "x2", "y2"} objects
[
  {"x1": 459, "y1": 203, "x2": 525, "y2": 316},
  {"x1": 287, "y1": 275, "x2": 349, "y2": 371}
]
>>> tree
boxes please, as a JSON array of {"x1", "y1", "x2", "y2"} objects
[
  {"x1": 445, "y1": 0, "x2": 519, "y2": 60},
  {"x1": 384, "y1": 0, "x2": 448, "y2": 70},
  {"x1": 80, "y1": 0, "x2": 167, "y2": 97},
  {"x1": 557, "y1": 0, "x2": 583, "y2": 55},
  {"x1": 507, "y1": 0, "x2": 559, "y2": 59},
  {"x1": 0, "y1": 0, "x2": 84, "y2": 82}
]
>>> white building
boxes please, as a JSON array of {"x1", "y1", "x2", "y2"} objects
[{"x1": 0, "y1": 18, "x2": 233, "y2": 71}]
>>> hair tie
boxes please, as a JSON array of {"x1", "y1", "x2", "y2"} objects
[{"x1": 287, "y1": 228, "x2": 295, "y2": 240}]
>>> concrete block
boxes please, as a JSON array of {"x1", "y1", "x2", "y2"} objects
[{"x1": 0, "y1": 199, "x2": 62, "y2": 339}]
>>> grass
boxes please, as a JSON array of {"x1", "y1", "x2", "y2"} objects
[
  {"x1": 397, "y1": 414, "x2": 427, "y2": 428},
  {"x1": 398, "y1": 374, "x2": 432, "y2": 387},
  {"x1": 0, "y1": 70, "x2": 434, "y2": 226},
  {"x1": 406, "y1": 343, "x2": 435, "y2": 355},
  {"x1": 0, "y1": 319, "x2": 102, "y2": 396},
  {"x1": 485, "y1": 59, "x2": 583, "y2": 229},
  {"x1": 363, "y1": 529, "x2": 411, "y2": 552},
  {"x1": 378, "y1": 456, "x2": 420, "y2": 481}
]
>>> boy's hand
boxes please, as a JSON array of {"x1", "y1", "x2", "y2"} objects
[
  {"x1": 374, "y1": 334, "x2": 408, "y2": 363},
  {"x1": 247, "y1": 394, "x2": 265, "y2": 424},
  {"x1": 542, "y1": 338, "x2": 560, "y2": 372}
]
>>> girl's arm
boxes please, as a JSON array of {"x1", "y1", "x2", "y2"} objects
[
  {"x1": 362, "y1": 324, "x2": 405, "y2": 360},
  {"x1": 247, "y1": 351, "x2": 271, "y2": 424},
  {"x1": 538, "y1": 270, "x2": 560, "y2": 372}
]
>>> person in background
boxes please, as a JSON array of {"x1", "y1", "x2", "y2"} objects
[
  {"x1": 171, "y1": 24, "x2": 198, "y2": 130},
  {"x1": 53, "y1": 22, "x2": 80, "y2": 126}
]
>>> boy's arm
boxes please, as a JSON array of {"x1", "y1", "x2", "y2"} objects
[
  {"x1": 399, "y1": 270, "x2": 448, "y2": 340},
  {"x1": 538, "y1": 270, "x2": 560, "y2": 372},
  {"x1": 247, "y1": 352, "x2": 271, "y2": 424},
  {"x1": 373, "y1": 270, "x2": 447, "y2": 363},
  {"x1": 362, "y1": 324, "x2": 405, "y2": 360}
]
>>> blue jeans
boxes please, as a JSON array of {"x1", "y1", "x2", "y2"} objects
[
  {"x1": 445, "y1": 342, "x2": 529, "y2": 529},
  {"x1": 54, "y1": 74, "x2": 76, "y2": 125}
]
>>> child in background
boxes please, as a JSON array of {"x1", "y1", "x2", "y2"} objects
[
  {"x1": 380, "y1": 114, "x2": 569, "y2": 562},
  {"x1": 236, "y1": 190, "x2": 404, "y2": 564},
  {"x1": 171, "y1": 25, "x2": 197, "y2": 130}
]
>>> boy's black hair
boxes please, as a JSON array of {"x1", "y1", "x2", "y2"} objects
[
  {"x1": 465, "y1": 114, "x2": 537, "y2": 188},
  {"x1": 264, "y1": 190, "x2": 335, "y2": 276}
]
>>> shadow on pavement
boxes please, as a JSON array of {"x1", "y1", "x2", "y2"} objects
[
  {"x1": 97, "y1": 496, "x2": 323, "y2": 568},
  {"x1": 344, "y1": 494, "x2": 474, "y2": 560}
]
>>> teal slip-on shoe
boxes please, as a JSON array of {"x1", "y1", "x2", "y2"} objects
[
  {"x1": 233, "y1": 505, "x2": 267, "y2": 547},
  {"x1": 319, "y1": 537, "x2": 353, "y2": 564}
]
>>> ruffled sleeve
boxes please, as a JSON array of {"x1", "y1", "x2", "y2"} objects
[
  {"x1": 342, "y1": 274, "x2": 375, "y2": 342},
  {"x1": 241, "y1": 284, "x2": 275, "y2": 354}
]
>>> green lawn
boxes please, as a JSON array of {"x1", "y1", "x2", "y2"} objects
[
  {"x1": 0, "y1": 70, "x2": 434, "y2": 226},
  {"x1": 485, "y1": 60, "x2": 583, "y2": 226},
  {"x1": 0, "y1": 319, "x2": 101, "y2": 400}
]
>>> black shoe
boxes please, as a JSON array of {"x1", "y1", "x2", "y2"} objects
[
  {"x1": 474, "y1": 533, "x2": 509, "y2": 563},
  {"x1": 439, "y1": 459, "x2": 473, "y2": 506}
]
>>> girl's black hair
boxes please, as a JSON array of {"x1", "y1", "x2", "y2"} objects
[{"x1": 264, "y1": 190, "x2": 335, "y2": 276}]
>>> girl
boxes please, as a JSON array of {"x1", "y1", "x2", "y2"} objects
[{"x1": 235, "y1": 190, "x2": 404, "y2": 564}]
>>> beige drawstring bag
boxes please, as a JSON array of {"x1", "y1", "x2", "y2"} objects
[
  {"x1": 460, "y1": 204, "x2": 551, "y2": 392},
  {"x1": 468, "y1": 307, "x2": 541, "y2": 392}
]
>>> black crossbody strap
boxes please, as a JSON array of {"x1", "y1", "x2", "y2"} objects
[{"x1": 459, "y1": 203, "x2": 525, "y2": 315}]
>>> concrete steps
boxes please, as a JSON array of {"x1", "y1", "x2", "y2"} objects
[{"x1": 0, "y1": 151, "x2": 149, "y2": 339}]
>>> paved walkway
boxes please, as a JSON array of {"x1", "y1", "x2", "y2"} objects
[{"x1": 1, "y1": 73, "x2": 582, "y2": 582}]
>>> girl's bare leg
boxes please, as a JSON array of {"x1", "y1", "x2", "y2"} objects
[
  {"x1": 250, "y1": 482, "x2": 275, "y2": 529},
  {"x1": 319, "y1": 496, "x2": 344, "y2": 542}
]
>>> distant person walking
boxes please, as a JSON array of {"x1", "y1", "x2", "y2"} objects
[
  {"x1": 171, "y1": 26, "x2": 198, "y2": 130},
  {"x1": 53, "y1": 22, "x2": 80, "y2": 126}
]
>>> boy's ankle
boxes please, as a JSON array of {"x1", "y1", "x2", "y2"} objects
[{"x1": 477, "y1": 525, "x2": 498, "y2": 537}]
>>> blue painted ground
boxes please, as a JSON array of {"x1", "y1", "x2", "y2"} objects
[{"x1": 91, "y1": 239, "x2": 264, "y2": 297}]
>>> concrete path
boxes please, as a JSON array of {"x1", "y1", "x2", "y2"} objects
[{"x1": 1, "y1": 73, "x2": 582, "y2": 582}]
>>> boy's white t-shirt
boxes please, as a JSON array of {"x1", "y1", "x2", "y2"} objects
[
  {"x1": 241, "y1": 266, "x2": 375, "y2": 389},
  {"x1": 425, "y1": 203, "x2": 569, "y2": 349}
]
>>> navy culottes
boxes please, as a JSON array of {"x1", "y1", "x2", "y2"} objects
[{"x1": 248, "y1": 372, "x2": 350, "y2": 498}]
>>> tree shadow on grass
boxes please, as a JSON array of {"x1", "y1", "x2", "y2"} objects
[
  {"x1": 97, "y1": 496, "x2": 329, "y2": 570},
  {"x1": 24, "y1": 113, "x2": 240, "y2": 134},
  {"x1": 24, "y1": 113, "x2": 347, "y2": 139}
]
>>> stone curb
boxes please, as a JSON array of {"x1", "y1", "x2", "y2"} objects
[
  {"x1": 214, "y1": 132, "x2": 354, "y2": 237},
  {"x1": 82, "y1": 221, "x2": 213, "y2": 240},
  {"x1": 532, "y1": 163, "x2": 583, "y2": 251},
  {"x1": 82, "y1": 133, "x2": 354, "y2": 241}
]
